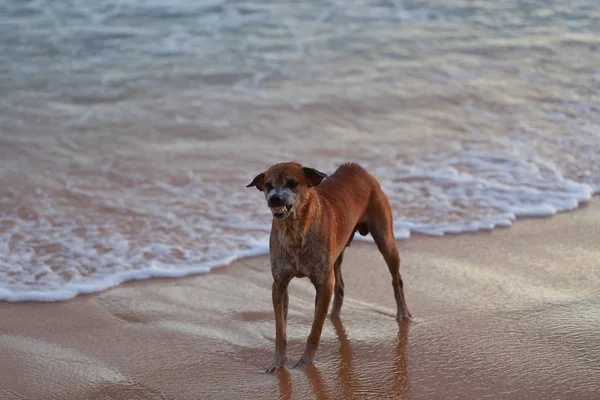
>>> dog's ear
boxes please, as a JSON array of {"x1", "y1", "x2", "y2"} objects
[
  {"x1": 302, "y1": 167, "x2": 328, "y2": 187},
  {"x1": 246, "y1": 173, "x2": 265, "y2": 191}
]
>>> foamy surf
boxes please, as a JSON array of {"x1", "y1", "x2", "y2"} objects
[
  {"x1": 1, "y1": 0, "x2": 599, "y2": 301},
  {"x1": 0, "y1": 243, "x2": 271, "y2": 303},
  {"x1": 0, "y1": 152, "x2": 596, "y2": 302}
]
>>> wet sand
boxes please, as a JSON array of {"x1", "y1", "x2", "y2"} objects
[{"x1": 1, "y1": 201, "x2": 599, "y2": 400}]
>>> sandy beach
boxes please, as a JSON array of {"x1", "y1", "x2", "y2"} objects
[
  {"x1": 2, "y1": 1, "x2": 600, "y2": 399},
  {"x1": 1, "y1": 200, "x2": 598, "y2": 400}
]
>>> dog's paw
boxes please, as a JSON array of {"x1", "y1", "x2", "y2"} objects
[
  {"x1": 265, "y1": 359, "x2": 287, "y2": 373},
  {"x1": 396, "y1": 312, "x2": 412, "y2": 322},
  {"x1": 292, "y1": 356, "x2": 314, "y2": 369}
]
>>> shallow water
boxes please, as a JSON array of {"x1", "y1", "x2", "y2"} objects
[{"x1": 1, "y1": 0, "x2": 599, "y2": 301}]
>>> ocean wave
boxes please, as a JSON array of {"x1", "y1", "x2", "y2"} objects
[{"x1": 1, "y1": 0, "x2": 599, "y2": 301}]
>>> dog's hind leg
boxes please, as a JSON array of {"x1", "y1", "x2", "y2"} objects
[
  {"x1": 368, "y1": 211, "x2": 412, "y2": 321},
  {"x1": 330, "y1": 223, "x2": 367, "y2": 320},
  {"x1": 330, "y1": 249, "x2": 345, "y2": 320}
]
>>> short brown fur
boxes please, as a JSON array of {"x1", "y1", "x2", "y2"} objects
[{"x1": 247, "y1": 161, "x2": 411, "y2": 373}]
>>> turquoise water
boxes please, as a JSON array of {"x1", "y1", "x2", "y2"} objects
[{"x1": 1, "y1": 0, "x2": 599, "y2": 300}]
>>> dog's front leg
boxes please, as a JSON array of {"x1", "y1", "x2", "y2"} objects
[
  {"x1": 294, "y1": 271, "x2": 334, "y2": 368},
  {"x1": 266, "y1": 279, "x2": 290, "y2": 373}
]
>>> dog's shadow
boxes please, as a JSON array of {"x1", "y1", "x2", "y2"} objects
[{"x1": 277, "y1": 319, "x2": 411, "y2": 400}]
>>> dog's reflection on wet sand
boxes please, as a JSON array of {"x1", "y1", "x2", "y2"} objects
[{"x1": 277, "y1": 319, "x2": 411, "y2": 400}]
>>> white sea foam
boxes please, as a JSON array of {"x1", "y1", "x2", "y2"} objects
[
  {"x1": 0, "y1": 243, "x2": 270, "y2": 302},
  {"x1": 1, "y1": 0, "x2": 599, "y2": 302},
  {"x1": 1, "y1": 143, "x2": 596, "y2": 302}
]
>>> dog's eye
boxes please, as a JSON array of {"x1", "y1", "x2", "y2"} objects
[
  {"x1": 286, "y1": 180, "x2": 298, "y2": 189},
  {"x1": 264, "y1": 182, "x2": 274, "y2": 191}
]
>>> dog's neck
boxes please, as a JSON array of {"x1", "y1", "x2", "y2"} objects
[{"x1": 273, "y1": 190, "x2": 319, "y2": 246}]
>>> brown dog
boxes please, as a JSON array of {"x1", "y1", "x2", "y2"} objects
[{"x1": 247, "y1": 161, "x2": 411, "y2": 373}]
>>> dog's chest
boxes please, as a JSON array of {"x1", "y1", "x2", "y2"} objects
[
  {"x1": 286, "y1": 259, "x2": 311, "y2": 278},
  {"x1": 277, "y1": 228, "x2": 323, "y2": 278},
  {"x1": 278, "y1": 227, "x2": 302, "y2": 251}
]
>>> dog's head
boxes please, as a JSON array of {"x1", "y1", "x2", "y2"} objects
[{"x1": 246, "y1": 162, "x2": 328, "y2": 220}]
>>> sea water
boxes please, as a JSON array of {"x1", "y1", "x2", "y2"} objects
[{"x1": 1, "y1": 0, "x2": 599, "y2": 301}]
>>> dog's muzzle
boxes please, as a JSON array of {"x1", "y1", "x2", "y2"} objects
[
  {"x1": 267, "y1": 190, "x2": 295, "y2": 219},
  {"x1": 269, "y1": 204, "x2": 293, "y2": 219}
]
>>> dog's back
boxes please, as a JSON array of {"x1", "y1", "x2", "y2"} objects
[{"x1": 313, "y1": 162, "x2": 392, "y2": 244}]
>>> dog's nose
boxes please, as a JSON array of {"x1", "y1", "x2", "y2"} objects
[{"x1": 268, "y1": 194, "x2": 285, "y2": 207}]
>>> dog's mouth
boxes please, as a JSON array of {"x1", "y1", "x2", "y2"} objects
[{"x1": 270, "y1": 204, "x2": 293, "y2": 219}]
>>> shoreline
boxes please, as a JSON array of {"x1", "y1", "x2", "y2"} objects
[
  {"x1": 2, "y1": 195, "x2": 597, "y2": 304},
  {"x1": 1, "y1": 199, "x2": 599, "y2": 399}
]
